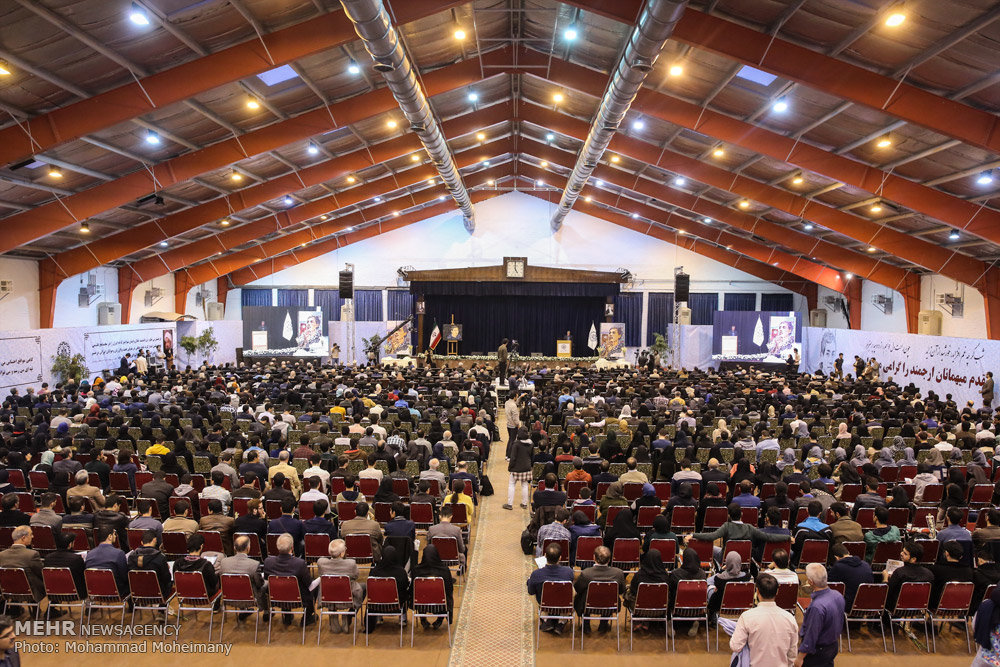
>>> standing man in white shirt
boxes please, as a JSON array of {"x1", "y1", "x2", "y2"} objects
[{"x1": 730, "y1": 573, "x2": 798, "y2": 666}]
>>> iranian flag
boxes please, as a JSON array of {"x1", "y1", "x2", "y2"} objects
[{"x1": 428, "y1": 320, "x2": 442, "y2": 350}]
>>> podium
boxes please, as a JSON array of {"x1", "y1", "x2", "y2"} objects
[{"x1": 556, "y1": 340, "x2": 572, "y2": 358}]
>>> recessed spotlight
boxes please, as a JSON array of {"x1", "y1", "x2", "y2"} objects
[
  {"x1": 712, "y1": 148, "x2": 725, "y2": 158},
  {"x1": 870, "y1": 202, "x2": 883, "y2": 213},
  {"x1": 386, "y1": 119, "x2": 397, "y2": 129},
  {"x1": 772, "y1": 99, "x2": 789, "y2": 113},
  {"x1": 631, "y1": 212, "x2": 639, "y2": 219},
  {"x1": 347, "y1": 62, "x2": 360, "y2": 75},
  {"x1": 411, "y1": 154, "x2": 420, "y2": 162},
  {"x1": 668, "y1": 64, "x2": 683, "y2": 77},
  {"x1": 584, "y1": 196, "x2": 592, "y2": 202},
  {"x1": 48, "y1": 167, "x2": 63, "y2": 178},
  {"x1": 246, "y1": 98, "x2": 260, "y2": 110},
  {"x1": 595, "y1": 179, "x2": 604, "y2": 187},
  {"x1": 483, "y1": 160, "x2": 490, "y2": 167},
  {"x1": 283, "y1": 196, "x2": 294, "y2": 206},
  {"x1": 307, "y1": 144, "x2": 319, "y2": 155},
  {"x1": 553, "y1": 92, "x2": 564, "y2": 103},
  {"x1": 564, "y1": 27, "x2": 578, "y2": 41},
  {"x1": 539, "y1": 161, "x2": 548, "y2": 168},
  {"x1": 875, "y1": 135, "x2": 892, "y2": 148},
  {"x1": 803, "y1": 223, "x2": 814, "y2": 231},
  {"x1": 468, "y1": 92, "x2": 478, "y2": 102},
  {"x1": 230, "y1": 171, "x2": 242, "y2": 182},
  {"x1": 545, "y1": 133, "x2": 555, "y2": 142},
  {"x1": 702, "y1": 217, "x2": 711, "y2": 224},
  {"x1": 867, "y1": 246, "x2": 877, "y2": 253},
  {"x1": 476, "y1": 132, "x2": 486, "y2": 141},
  {"x1": 220, "y1": 219, "x2": 230, "y2": 226},
  {"x1": 454, "y1": 29, "x2": 466, "y2": 41},
  {"x1": 80, "y1": 221, "x2": 90, "y2": 233},
  {"x1": 977, "y1": 171, "x2": 994, "y2": 186},
  {"x1": 610, "y1": 155, "x2": 620, "y2": 163},
  {"x1": 949, "y1": 230, "x2": 960, "y2": 241},
  {"x1": 129, "y1": 3, "x2": 150, "y2": 26},
  {"x1": 392, "y1": 211, "x2": 400, "y2": 217},
  {"x1": 159, "y1": 241, "x2": 168, "y2": 247},
  {"x1": 632, "y1": 119, "x2": 645, "y2": 131},
  {"x1": 320, "y1": 215, "x2": 328, "y2": 221},
  {"x1": 791, "y1": 174, "x2": 804, "y2": 185},
  {"x1": 486, "y1": 179, "x2": 495, "y2": 186},
  {"x1": 673, "y1": 176, "x2": 686, "y2": 187},
  {"x1": 374, "y1": 196, "x2": 382, "y2": 202},
  {"x1": 145, "y1": 131, "x2": 160, "y2": 145},
  {"x1": 738, "y1": 199, "x2": 750, "y2": 209},
  {"x1": 346, "y1": 175, "x2": 356, "y2": 183}
]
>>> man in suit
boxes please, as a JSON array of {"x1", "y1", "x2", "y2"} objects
[
  {"x1": 316, "y1": 538, "x2": 366, "y2": 632},
  {"x1": 199, "y1": 499, "x2": 235, "y2": 555},
  {"x1": 573, "y1": 545, "x2": 626, "y2": 634},
  {"x1": 262, "y1": 532, "x2": 315, "y2": 627},
  {"x1": 382, "y1": 502, "x2": 416, "y2": 541},
  {"x1": 0, "y1": 526, "x2": 45, "y2": 609},
  {"x1": 339, "y1": 502, "x2": 384, "y2": 562},
  {"x1": 127, "y1": 529, "x2": 173, "y2": 597},
  {"x1": 140, "y1": 471, "x2": 174, "y2": 519},
  {"x1": 43, "y1": 531, "x2": 86, "y2": 598},
  {"x1": 85, "y1": 527, "x2": 129, "y2": 595},
  {"x1": 268, "y1": 497, "x2": 304, "y2": 555},
  {"x1": 0, "y1": 494, "x2": 30, "y2": 527},
  {"x1": 426, "y1": 505, "x2": 467, "y2": 567},
  {"x1": 238, "y1": 452, "x2": 269, "y2": 488},
  {"x1": 162, "y1": 499, "x2": 199, "y2": 537},
  {"x1": 267, "y1": 451, "x2": 302, "y2": 499},
  {"x1": 216, "y1": 534, "x2": 266, "y2": 611},
  {"x1": 983, "y1": 371, "x2": 995, "y2": 409},
  {"x1": 66, "y1": 470, "x2": 105, "y2": 509}
]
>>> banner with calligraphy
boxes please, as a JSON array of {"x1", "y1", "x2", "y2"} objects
[
  {"x1": 804, "y1": 327, "x2": 1000, "y2": 407},
  {"x1": 0, "y1": 335, "x2": 43, "y2": 389}
]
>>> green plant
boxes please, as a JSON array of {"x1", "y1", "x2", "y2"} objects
[
  {"x1": 651, "y1": 332, "x2": 668, "y2": 356},
  {"x1": 51, "y1": 351, "x2": 88, "y2": 384},
  {"x1": 364, "y1": 333, "x2": 382, "y2": 357},
  {"x1": 179, "y1": 335, "x2": 199, "y2": 360},
  {"x1": 196, "y1": 327, "x2": 218, "y2": 359}
]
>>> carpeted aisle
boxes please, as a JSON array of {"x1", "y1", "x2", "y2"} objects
[{"x1": 448, "y1": 411, "x2": 536, "y2": 667}]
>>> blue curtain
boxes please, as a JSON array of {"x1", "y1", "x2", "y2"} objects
[
  {"x1": 276, "y1": 289, "x2": 308, "y2": 307},
  {"x1": 314, "y1": 290, "x2": 344, "y2": 322},
  {"x1": 613, "y1": 292, "x2": 642, "y2": 347},
  {"x1": 760, "y1": 293, "x2": 794, "y2": 312},
  {"x1": 386, "y1": 290, "x2": 413, "y2": 321},
  {"x1": 241, "y1": 289, "x2": 271, "y2": 307},
  {"x1": 724, "y1": 293, "x2": 756, "y2": 311},
  {"x1": 354, "y1": 290, "x2": 383, "y2": 322},
  {"x1": 646, "y1": 292, "x2": 675, "y2": 346},
  {"x1": 689, "y1": 293, "x2": 718, "y2": 326}
]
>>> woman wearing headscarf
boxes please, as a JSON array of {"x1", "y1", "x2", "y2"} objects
[
  {"x1": 849, "y1": 444, "x2": 869, "y2": 469},
  {"x1": 973, "y1": 581, "x2": 1000, "y2": 665},
  {"x1": 603, "y1": 507, "x2": 641, "y2": 549},
  {"x1": 900, "y1": 447, "x2": 918, "y2": 466},
  {"x1": 373, "y1": 477, "x2": 399, "y2": 505},
  {"x1": 835, "y1": 422, "x2": 851, "y2": 441},
  {"x1": 925, "y1": 447, "x2": 946, "y2": 478},
  {"x1": 625, "y1": 549, "x2": 671, "y2": 626},
  {"x1": 969, "y1": 449, "x2": 991, "y2": 485},
  {"x1": 31, "y1": 450, "x2": 55, "y2": 481},
  {"x1": 804, "y1": 446, "x2": 825, "y2": 470},
  {"x1": 598, "y1": 482, "x2": 628, "y2": 527},
  {"x1": 706, "y1": 551, "x2": 751, "y2": 622},
  {"x1": 667, "y1": 547, "x2": 707, "y2": 619},
  {"x1": 712, "y1": 419, "x2": 728, "y2": 443},
  {"x1": 618, "y1": 404, "x2": 632, "y2": 420},
  {"x1": 776, "y1": 448, "x2": 796, "y2": 472},
  {"x1": 947, "y1": 464, "x2": 969, "y2": 497},
  {"x1": 599, "y1": 431, "x2": 625, "y2": 464},
  {"x1": 366, "y1": 545, "x2": 409, "y2": 633},
  {"x1": 887, "y1": 484, "x2": 910, "y2": 509},
  {"x1": 410, "y1": 544, "x2": 454, "y2": 627},
  {"x1": 873, "y1": 447, "x2": 897, "y2": 472},
  {"x1": 632, "y1": 483, "x2": 660, "y2": 513},
  {"x1": 642, "y1": 515, "x2": 678, "y2": 554},
  {"x1": 730, "y1": 457, "x2": 756, "y2": 488}
]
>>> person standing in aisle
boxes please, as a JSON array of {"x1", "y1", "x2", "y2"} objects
[{"x1": 497, "y1": 338, "x2": 509, "y2": 382}]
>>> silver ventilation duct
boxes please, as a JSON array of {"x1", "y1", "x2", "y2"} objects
[
  {"x1": 550, "y1": 0, "x2": 689, "y2": 231},
  {"x1": 339, "y1": 0, "x2": 476, "y2": 232}
]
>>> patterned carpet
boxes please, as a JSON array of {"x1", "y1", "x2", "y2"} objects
[{"x1": 449, "y1": 413, "x2": 535, "y2": 667}]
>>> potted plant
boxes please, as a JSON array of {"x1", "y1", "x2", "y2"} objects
[
  {"x1": 51, "y1": 350, "x2": 89, "y2": 384},
  {"x1": 178, "y1": 334, "x2": 199, "y2": 366},
  {"x1": 196, "y1": 327, "x2": 219, "y2": 364}
]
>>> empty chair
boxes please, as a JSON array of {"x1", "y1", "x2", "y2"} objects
[
  {"x1": 611, "y1": 538, "x2": 640, "y2": 573},
  {"x1": 84, "y1": 568, "x2": 129, "y2": 625},
  {"x1": 41, "y1": 567, "x2": 85, "y2": 628},
  {"x1": 265, "y1": 575, "x2": 309, "y2": 645},
  {"x1": 714, "y1": 581, "x2": 755, "y2": 650},
  {"x1": 843, "y1": 583, "x2": 888, "y2": 652},
  {"x1": 128, "y1": 569, "x2": 175, "y2": 628}
]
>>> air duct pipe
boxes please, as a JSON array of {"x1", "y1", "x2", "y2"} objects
[
  {"x1": 340, "y1": 0, "x2": 476, "y2": 231},
  {"x1": 550, "y1": 0, "x2": 688, "y2": 231}
]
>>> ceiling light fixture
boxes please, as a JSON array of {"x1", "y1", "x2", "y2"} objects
[
  {"x1": 738, "y1": 199, "x2": 750, "y2": 209},
  {"x1": 346, "y1": 175, "x2": 356, "y2": 183},
  {"x1": 867, "y1": 246, "x2": 877, "y2": 253},
  {"x1": 438, "y1": 195, "x2": 447, "y2": 200},
  {"x1": 0, "y1": 61, "x2": 10, "y2": 76},
  {"x1": 539, "y1": 161, "x2": 548, "y2": 168},
  {"x1": 673, "y1": 176, "x2": 686, "y2": 187},
  {"x1": 307, "y1": 144, "x2": 319, "y2": 155},
  {"x1": 595, "y1": 179, "x2": 604, "y2": 187},
  {"x1": 552, "y1": 92, "x2": 564, "y2": 103},
  {"x1": 885, "y1": 3, "x2": 906, "y2": 26},
  {"x1": 230, "y1": 171, "x2": 242, "y2": 182},
  {"x1": 845, "y1": 272, "x2": 853, "y2": 280},
  {"x1": 129, "y1": 3, "x2": 150, "y2": 26},
  {"x1": 610, "y1": 155, "x2": 620, "y2": 163},
  {"x1": 220, "y1": 218, "x2": 230, "y2": 226},
  {"x1": 454, "y1": 29, "x2": 466, "y2": 41},
  {"x1": 487, "y1": 179, "x2": 495, "y2": 186},
  {"x1": 386, "y1": 119, "x2": 397, "y2": 129},
  {"x1": 564, "y1": 27, "x2": 578, "y2": 41},
  {"x1": 246, "y1": 98, "x2": 260, "y2": 110},
  {"x1": 875, "y1": 135, "x2": 892, "y2": 148},
  {"x1": 632, "y1": 119, "x2": 645, "y2": 130},
  {"x1": 949, "y1": 229, "x2": 960, "y2": 241},
  {"x1": 977, "y1": 171, "x2": 994, "y2": 186},
  {"x1": 374, "y1": 196, "x2": 382, "y2": 202},
  {"x1": 702, "y1": 217, "x2": 711, "y2": 224},
  {"x1": 545, "y1": 133, "x2": 555, "y2": 142},
  {"x1": 791, "y1": 173, "x2": 804, "y2": 185},
  {"x1": 631, "y1": 212, "x2": 639, "y2": 219},
  {"x1": 712, "y1": 148, "x2": 725, "y2": 158},
  {"x1": 283, "y1": 196, "x2": 294, "y2": 206},
  {"x1": 80, "y1": 221, "x2": 90, "y2": 233},
  {"x1": 145, "y1": 131, "x2": 160, "y2": 145},
  {"x1": 483, "y1": 160, "x2": 490, "y2": 167},
  {"x1": 803, "y1": 223, "x2": 814, "y2": 231},
  {"x1": 320, "y1": 215, "x2": 328, "y2": 221},
  {"x1": 392, "y1": 211, "x2": 400, "y2": 217},
  {"x1": 159, "y1": 241, "x2": 168, "y2": 247},
  {"x1": 668, "y1": 64, "x2": 683, "y2": 77},
  {"x1": 411, "y1": 154, "x2": 420, "y2": 162},
  {"x1": 869, "y1": 201, "x2": 883, "y2": 213},
  {"x1": 772, "y1": 98, "x2": 789, "y2": 113},
  {"x1": 467, "y1": 92, "x2": 478, "y2": 102},
  {"x1": 428, "y1": 178, "x2": 435, "y2": 185},
  {"x1": 475, "y1": 132, "x2": 486, "y2": 141},
  {"x1": 584, "y1": 196, "x2": 592, "y2": 202},
  {"x1": 347, "y1": 61, "x2": 360, "y2": 75},
  {"x1": 48, "y1": 167, "x2": 63, "y2": 178}
]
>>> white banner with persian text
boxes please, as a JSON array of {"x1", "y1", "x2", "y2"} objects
[
  {"x1": 0, "y1": 335, "x2": 43, "y2": 389},
  {"x1": 804, "y1": 327, "x2": 998, "y2": 406},
  {"x1": 84, "y1": 325, "x2": 173, "y2": 373}
]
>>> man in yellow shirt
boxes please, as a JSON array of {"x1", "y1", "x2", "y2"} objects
[{"x1": 267, "y1": 450, "x2": 302, "y2": 498}]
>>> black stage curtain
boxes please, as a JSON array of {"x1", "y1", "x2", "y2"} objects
[
  {"x1": 423, "y1": 294, "x2": 604, "y2": 357},
  {"x1": 411, "y1": 281, "x2": 618, "y2": 298}
]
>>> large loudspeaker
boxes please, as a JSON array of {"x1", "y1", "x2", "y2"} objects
[
  {"x1": 338, "y1": 270, "x2": 354, "y2": 298},
  {"x1": 809, "y1": 309, "x2": 827, "y2": 327},
  {"x1": 674, "y1": 273, "x2": 690, "y2": 303}
]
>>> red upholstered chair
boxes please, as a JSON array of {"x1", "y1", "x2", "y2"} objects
[
  {"x1": 265, "y1": 575, "x2": 308, "y2": 645},
  {"x1": 844, "y1": 583, "x2": 888, "y2": 652},
  {"x1": 574, "y1": 536, "x2": 603, "y2": 570},
  {"x1": 174, "y1": 570, "x2": 222, "y2": 639},
  {"x1": 928, "y1": 581, "x2": 975, "y2": 653},
  {"x1": 715, "y1": 582, "x2": 755, "y2": 650},
  {"x1": 887, "y1": 582, "x2": 931, "y2": 653},
  {"x1": 410, "y1": 577, "x2": 451, "y2": 646},
  {"x1": 128, "y1": 569, "x2": 174, "y2": 628},
  {"x1": 84, "y1": 568, "x2": 128, "y2": 625},
  {"x1": 364, "y1": 576, "x2": 406, "y2": 646},
  {"x1": 42, "y1": 567, "x2": 86, "y2": 626},
  {"x1": 316, "y1": 574, "x2": 360, "y2": 645},
  {"x1": 611, "y1": 538, "x2": 640, "y2": 573},
  {"x1": 670, "y1": 580, "x2": 709, "y2": 651},
  {"x1": 536, "y1": 581, "x2": 575, "y2": 649},
  {"x1": 627, "y1": 582, "x2": 669, "y2": 651},
  {"x1": 580, "y1": 581, "x2": 621, "y2": 650},
  {"x1": 219, "y1": 573, "x2": 261, "y2": 643}
]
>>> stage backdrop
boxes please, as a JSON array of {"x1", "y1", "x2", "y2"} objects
[{"x1": 805, "y1": 327, "x2": 998, "y2": 407}]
